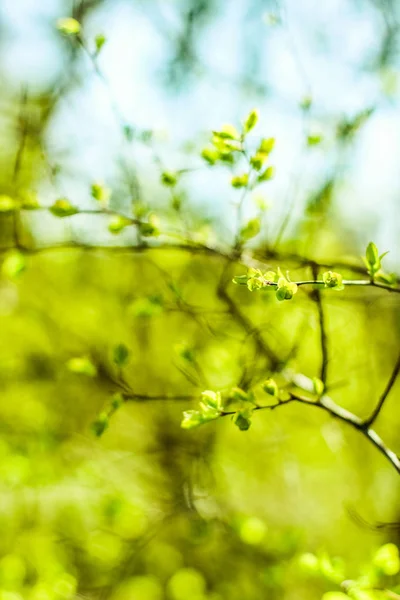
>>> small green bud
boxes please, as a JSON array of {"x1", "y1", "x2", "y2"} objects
[
  {"x1": 262, "y1": 378, "x2": 278, "y2": 396},
  {"x1": 243, "y1": 109, "x2": 259, "y2": 134},
  {"x1": 215, "y1": 124, "x2": 240, "y2": 140},
  {"x1": 161, "y1": 172, "x2": 178, "y2": 187},
  {"x1": 139, "y1": 215, "x2": 159, "y2": 237},
  {"x1": 110, "y1": 393, "x2": 124, "y2": 410},
  {"x1": 322, "y1": 271, "x2": 344, "y2": 290},
  {"x1": 247, "y1": 277, "x2": 264, "y2": 292},
  {"x1": 276, "y1": 278, "x2": 297, "y2": 301},
  {"x1": 201, "y1": 147, "x2": 219, "y2": 165},
  {"x1": 229, "y1": 387, "x2": 250, "y2": 403},
  {"x1": 232, "y1": 274, "x2": 249, "y2": 286},
  {"x1": 91, "y1": 182, "x2": 110, "y2": 203},
  {"x1": 240, "y1": 218, "x2": 261, "y2": 242},
  {"x1": 181, "y1": 410, "x2": 204, "y2": 430},
  {"x1": 201, "y1": 390, "x2": 222, "y2": 411},
  {"x1": 233, "y1": 412, "x2": 251, "y2": 431},
  {"x1": 364, "y1": 241, "x2": 388, "y2": 277},
  {"x1": 258, "y1": 137, "x2": 275, "y2": 154},
  {"x1": 258, "y1": 166, "x2": 275, "y2": 182},
  {"x1": 95, "y1": 33, "x2": 107, "y2": 53},
  {"x1": 56, "y1": 17, "x2": 81, "y2": 36},
  {"x1": 91, "y1": 412, "x2": 109, "y2": 437},
  {"x1": 250, "y1": 152, "x2": 267, "y2": 171},
  {"x1": 366, "y1": 241, "x2": 379, "y2": 270},
  {"x1": 113, "y1": 343, "x2": 130, "y2": 367},
  {"x1": 231, "y1": 174, "x2": 249, "y2": 188},
  {"x1": 307, "y1": 134, "x2": 323, "y2": 146},
  {"x1": 176, "y1": 344, "x2": 195, "y2": 363},
  {"x1": 108, "y1": 215, "x2": 131, "y2": 234},
  {"x1": 50, "y1": 198, "x2": 78, "y2": 217}
]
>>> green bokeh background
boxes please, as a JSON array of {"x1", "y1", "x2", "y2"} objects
[{"x1": 0, "y1": 1, "x2": 400, "y2": 599}]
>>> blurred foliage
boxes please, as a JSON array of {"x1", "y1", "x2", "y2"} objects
[{"x1": 0, "y1": 1, "x2": 400, "y2": 599}]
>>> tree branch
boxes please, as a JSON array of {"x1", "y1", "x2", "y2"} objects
[
  {"x1": 363, "y1": 350, "x2": 400, "y2": 427},
  {"x1": 311, "y1": 264, "x2": 329, "y2": 384}
]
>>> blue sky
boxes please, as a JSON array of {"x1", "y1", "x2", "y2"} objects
[{"x1": 1, "y1": 0, "x2": 399, "y2": 263}]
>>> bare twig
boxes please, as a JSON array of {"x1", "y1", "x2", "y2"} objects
[
  {"x1": 363, "y1": 350, "x2": 400, "y2": 427},
  {"x1": 311, "y1": 264, "x2": 329, "y2": 383}
]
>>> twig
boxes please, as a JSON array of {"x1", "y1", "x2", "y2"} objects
[
  {"x1": 220, "y1": 390, "x2": 400, "y2": 474},
  {"x1": 311, "y1": 264, "x2": 328, "y2": 383},
  {"x1": 363, "y1": 350, "x2": 400, "y2": 427}
]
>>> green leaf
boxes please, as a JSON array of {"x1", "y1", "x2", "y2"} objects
[
  {"x1": 323, "y1": 271, "x2": 344, "y2": 290},
  {"x1": 240, "y1": 218, "x2": 261, "y2": 242},
  {"x1": 258, "y1": 166, "x2": 275, "y2": 182},
  {"x1": 95, "y1": 34, "x2": 107, "y2": 53},
  {"x1": 366, "y1": 242, "x2": 379, "y2": 270},
  {"x1": 161, "y1": 172, "x2": 178, "y2": 187},
  {"x1": 113, "y1": 344, "x2": 130, "y2": 367},
  {"x1": 56, "y1": 17, "x2": 81, "y2": 36},
  {"x1": 243, "y1": 109, "x2": 259, "y2": 134},
  {"x1": 307, "y1": 134, "x2": 323, "y2": 146},
  {"x1": 201, "y1": 147, "x2": 219, "y2": 165},
  {"x1": 201, "y1": 390, "x2": 223, "y2": 411},
  {"x1": 364, "y1": 242, "x2": 388, "y2": 278},
  {"x1": 213, "y1": 124, "x2": 240, "y2": 140},
  {"x1": 2, "y1": 251, "x2": 26, "y2": 279},
  {"x1": 276, "y1": 277, "x2": 297, "y2": 301},
  {"x1": 181, "y1": 410, "x2": 204, "y2": 430},
  {"x1": 50, "y1": 198, "x2": 78, "y2": 217},
  {"x1": 110, "y1": 393, "x2": 124, "y2": 410},
  {"x1": 108, "y1": 215, "x2": 131, "y2": 234},
  {"x1": 250, "y1": 152, "x2": 267, "y2": 171},
  {"x1": 233, "y1": 406, "x2": 253, "y2": 431},
  {"x1": 91, "y1": 412, "x2": 109, "y2": 437},
  {"x1": 233, "y1": 412, "x2": 251, "y2": 431},
  {"x1": 212, "y1": 134, "x2": 240, "y2": 153},
  {"x1": 262, "y1": 379, "x2": 278, "y2": 396},
  {"x1": 321, "y1": 594, "x2": 349, "y2": 600},
  {"x1": 373, "y1": 543, "x2": 400, "y2": 576},
  {"x1": 229, "y1": 387, "x2": 253, "y2": 403},
  {"x1": 232, "y1": 274, "x2": 249, "y2": 286},
  {"x1": 231, "y1": 174, "x2": 249, "y2": 188},
  {"x1": 258, "y1": 137, "x2": 275, "y2": 154},
  {"x1": 0, "y1": 195, "x2": 16, "y2": 212},
  {"x1": 181, "y1": 390, "x2": 224, "y2": 429},
  {"x1": 375, "y1": 271, "x2": 397, "y2": 286},
  {"x1": 91, "y1": 182, "x2": 110, "y2": 203},
  {"x1": 139, "y1": 217, "x2": 159, "y2": 237},
  {"x1": 67, "y1": 357, "x2": 97, "y2": 377}
]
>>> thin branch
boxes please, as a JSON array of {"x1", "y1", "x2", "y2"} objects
[
  {"x1": 220, "y1": 389, "x2": 400, "y2": 474},
  {"x1": 217, "y1": 263, "x2": 280, "y2": 369},
  {"x1": 311, "y1": 264, "x2": 328, "y2": 383},
  {"x1": 363, "y1": 350, "x2": 400, "y2": 427},
  {"x1": 123, "y1": 393, "x2": 199, "y2": 402}
]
